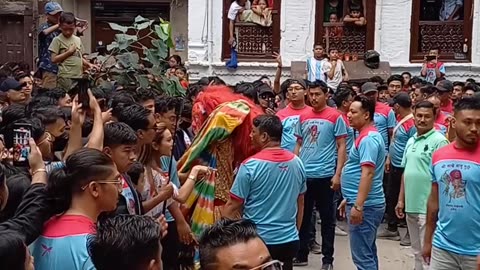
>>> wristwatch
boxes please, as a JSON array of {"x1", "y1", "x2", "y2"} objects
[{"x1": 353, "y1": 204, "x2": 364, "y2": 212}]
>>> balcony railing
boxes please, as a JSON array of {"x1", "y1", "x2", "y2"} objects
[
  {"x1": 322, "y1": 22, "x2": 367, "y2": 57},
  {"x1": 418, "y1": 21, "x2": 464, "y2": 54},
  {"x1": 235, "y1": 22, "x2": 274, "y2": 60}
]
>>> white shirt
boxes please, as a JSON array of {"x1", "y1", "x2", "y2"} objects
[
  {"x1": 327, "y1": 60, "x2": 345, "y2": 91},
  {"x1": 228, "y1": 1, "x2": 251, "y2": 21}
]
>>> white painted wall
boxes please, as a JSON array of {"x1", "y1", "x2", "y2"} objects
[{"x1": 188, "y1": 0, "x2": 480, "y2": 84}]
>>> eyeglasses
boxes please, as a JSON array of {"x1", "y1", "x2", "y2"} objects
[
  {"x1": 81, "y1": 177, "x2": 123, "y2": 191},
  {"x1": 250, "y1": 260, "x2": 283, "y2": 270}
]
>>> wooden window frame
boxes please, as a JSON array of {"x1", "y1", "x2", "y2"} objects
[
  {"x1": 314, "y1": 0, "x2": 376, "y2": 58},
  {"x1": 410, "y1": 0, "x2": 473, "y2": 63},
  {"x1": 221, "y1": 0, "x2": 281, "y2": 61}
]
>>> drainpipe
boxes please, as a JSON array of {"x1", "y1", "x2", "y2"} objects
[{"x1": 207, "y1": 0, "x2": 214, "y2": 75}]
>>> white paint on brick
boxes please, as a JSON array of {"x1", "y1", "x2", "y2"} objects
[{"x1": 188, "y1": 0, "x2": 480, "y2": 84}]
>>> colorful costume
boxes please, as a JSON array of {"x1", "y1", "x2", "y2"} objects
[{"x1": 178, "y1": 86, "x2": 263, "y2": 238}]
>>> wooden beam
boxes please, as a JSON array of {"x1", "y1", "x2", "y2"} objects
[{"x1": 0, "y1": 1, "x2": 33, "y2": 15}]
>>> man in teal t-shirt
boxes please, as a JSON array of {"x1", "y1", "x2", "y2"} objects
[{"x1": 396, "y1": 101, "x2": 448, "y2": 270}]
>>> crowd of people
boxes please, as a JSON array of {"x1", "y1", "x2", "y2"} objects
[{"x1": 0, "y1": 1, "x2": 480, "y2": 270}]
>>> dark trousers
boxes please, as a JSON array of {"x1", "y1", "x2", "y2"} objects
[
  {"x1": 161, "y1": 221, "x2": 179, "y2": 270},
  {"x1": 267, "y1": 240, "x2": 299, "y2": 270},
  {"x1": 297, "y1": 178, "x2": 335, "y2": 264},
  {"x1": 386, "y1": 166, "x2": 404, "y2": 231}
]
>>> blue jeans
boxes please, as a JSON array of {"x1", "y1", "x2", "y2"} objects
[{"x1": 346, "y1": 204, "x2": 385, "y2": 270}]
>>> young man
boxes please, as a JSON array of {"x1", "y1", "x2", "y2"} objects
[
  {"x1": 340, "y1": 95, "x2": 386, "y2": 270},
  {"x1": 199, "y1": 219, "x2": 279, "y2": 270},
  {"x1": 276, "y1": 79, "x2": 310, "y2": 152},
  {"x1": 396, "y1": 101, "x2": 449, "y2": 270},
  {"x1": 135, "y1": 88, "x2": 156, "y2": 114},
  {"x1": 103, "y1": 122, "x2": 141, "y2": 215},
  {"x1": 420, "y1": 48, "x2": 446, "y2": 84},
  {"x1": 0, "y1": 78, "x2": 27, "y2": 105},
  {"x1": 49, "y1": 12, "x2": 95, "y2": 91},
  {"x1": 38, "y1": 1, "x2": 63, "y2": 89},
  {"x1": 426, "y1": 95, "x2": 449, "y2": 137},
  {"x1": 380, "y1": 93, "x2": 416, "y2": 241},
  {"x1": 307, "y1": 44, "x2": 331, "y2": 83},
  {"x1": 436, "y1": 80, "x2": 454, "y2": 116},
  {"x1": 294, "y1": 80, "x2": 347, "y2": 269},
  {"x1": 452, "y1": 81, "x2": 465, "y2": 102},
  {"x1": 387, "y1": 74, "x2": 404, "y2": 100},
  {"x1": 223, "y1": 114, "x2": 306, "y2": 270},
  {"x1": 88, "y1": 215, "x2": 163, "y2": 270},
  {"x1": 333, "y1": 86, "x2": 355, "y2": 153},
  {"x1": 327, "y1": 48, "x2": 348, "y2": 92},
  {"x1": 362, "y1": 82, "x2": 396, "y2": 155},
  {"x1": 423, "y1": 97, "x2": 480, "y2": 270}
]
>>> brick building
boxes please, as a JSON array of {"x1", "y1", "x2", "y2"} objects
[{"x1": 187, "y1": 0, "x2": 480, "y2": 83}]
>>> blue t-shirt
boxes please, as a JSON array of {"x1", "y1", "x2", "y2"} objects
[
  {"x1": 38, "y1": 22, "x2": 59, "y2": 74},
  {"x1": 295, "y1": 107, "x2": 347, "y2": 178},
  {"x1": 230, "y1": 148, "x2": 307, "y2": 245},
  {"x1": 30, "y1": 215, "x2": 95, "y2": 270},
  {"x1": 389, "y1": 116, "x2": 416, "y2": 168},
  {"x1": 340, "y1": 112, "x2": 355, "y2": 154},
  {"x1": 277, "y1": 105, "x2": 312, "y2": 152},
  {"x1": 430, "y1": 142, "x2": 480, "y2": 256},
  {"x1": 374, "y1": 102, "x2": 396, "y2": 154},
  {"x1": 160, "y1": 156, "x2": 181, "y2": 222},
  {"x1": 341, "y1": 126, "x2": 386, "y2": 207}
]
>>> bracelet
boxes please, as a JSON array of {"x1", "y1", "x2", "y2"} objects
[
  {"x1": 32, "y1": 169, "x2": 47, "y2": 176},
  {"x1": 187, "y1": 175, "x2": 196, "y2": 182}
]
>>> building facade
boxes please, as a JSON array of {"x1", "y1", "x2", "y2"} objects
[{"x1": 187, "y1": 0, "x2": 480, "y2": 84}]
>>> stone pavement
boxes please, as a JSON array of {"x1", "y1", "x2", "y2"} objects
[{"x1": 299, "y1": 222, "x2": 415, "y2": 270}]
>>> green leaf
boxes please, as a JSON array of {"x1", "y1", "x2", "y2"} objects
[
  {"x1": 135, "y1": 74, "x2": 150, "y2": 88},
  {"x1": 134, "y1": 15, "x2": 149, "y2": 23},
  {"x1": 108, "y1": 22, "x2": 129, "y2": 33},
  {"x1": 134, "y1": 15, "x2": 154, "y2": 30},
  {"x1": 115, "y1": 34, "x2": 138, "y2": 50},
  {"x1": 116, "y1": 52, "x2": 139, "y2": 69},
  {"x1": 144, "y1": 48, "x2": 161, "y2": 66},
  {"x1": 154, "y1": 24, "x2": 169, "y2": 41},
  {"x1": 161, "y1": 76, "x2": 186, "y2": 97},
  {"x1": 106, "y1": 41, "x2": 119, "y2": 52}
]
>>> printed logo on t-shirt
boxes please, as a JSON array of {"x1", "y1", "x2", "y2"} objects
[{"x1": 440, "y1": 168, "x2": 467, "y2": 203}]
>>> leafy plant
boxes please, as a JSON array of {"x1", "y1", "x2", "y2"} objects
[{"x1": 97, "y1": 15, "x2": 185, "y2": 97}]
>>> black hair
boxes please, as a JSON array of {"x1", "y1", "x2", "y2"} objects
[
  {"x1": 387, "y1": 74, "x2": 404, "y2": 87},
  {"x1": 313, "y1": 43, "x2": 324, "y2": 49},
  {"x1": 175, "y1": 65, "x2": 187, "y2": 74},
  {"x1": 30, "y1": 105, "x2": 66, "y2": 126},
  {"x1": 117, "y1": 103, "x2": 151, "y2": 131},
  {"x1": 0, "y1": 104, "x2": 26, "y2": 129},
  {"x1": 234, "y1": 82, "x2": 258, "y2": 103},
  {"x1": 90, "y1": 87, "x2": 108, "y2": 100},
  {"x1": 414, "y1": 100, "x2": 436, "y2": 116},
  {"x1": 14, "y1": 72, "x2": 30, "y2": 82},
  {"x1": 0, "y1": 230, "x2": 27, "y2": 270},
  {"x1": 280, "y1": 79, "x2": 293, "y2": 99},
  {"x1": 353, "y1": 95, "x2": 375, "y2": 121},
  {"x1": 377, "y1": 84, "x2": 388, "y2": 92},
  {"x1": 47, "y1": 148, "x2": 116, "y2": 214},
  {"x1": 154, "y1": 96, "x2": 180, "y2": 115},
  {"x1": 187, "y1": 83, "x2": 205, "y2": 101},
  {"x1": 181, "y1": 101, "x2": 193, "y2": 119},
  {"x1": 252, "y1": 114, "x2": 283, "y2": 142},
  {"x1": 88, "y1": 215, "x2": 161, "y2": 270},
  {"x1": 207, "y1": 76, "x2": 226, "y2": 86},
  {"x1": 26, "y1": 96, "x2": 58, "y2": 115},
  {"x1": 0, "y1": 164, "x2": 5, "y2": 207},
  {"x1": 59, "y1": 12, "x2": 76, "y2": 25},
  {"x1": 103, "y1": 122, "x2": 138, "y2": 148},
  {"x1": 134, "y1": 88, "x2": 155, "y2": 104},
  {"x1": 369, "y1": 76, "x2": 384, "y2": 85},
  {"x1": 0, "y1": 174, "x2": 30, "y2": 222},
  {"x1": 61, "y1": 106, "x2": 72, "y2": 121},
  {"x1": 454, "y1": 96, "x2": 480, "y2": 114},
  {"x1": 350, "y1": 5, "x2": 361, "y2": 11},
  {"x1": 107, "y1": 90, "x2": 135, "y2": 119},
  {"x1": 420, "y1": 85, "x2": 438, "y2": 97},
  {"x1": 453, "y1": 81, "x2": 465, "y2": 88},
  {"x1": 401, "y1": 72, "x2": 412, "y2": 78},
  {"x1": 464, "y1": 82, "x2": 479, "y2": 92},
  {"x1": 37, "y1": 87, "x2": 67, "y2": 101},
  {"x1": 308, "y1": 80, "x2": 329, "y2": 94},
  {"x1": 410, "y1": 76, "x2": 425, "y2": 86},
  {"x1": 126, "y1": 162, "x2": 144, "y2": 186},
  {"x1": 199, "y1": 219, "x2": 261, "y2": 270},
  {"x1": 333, "y1": 87, "x2": 353, "y2": 108},
  {"x1": 168, "y1": 55, "x2": 182, "y2": 65}
]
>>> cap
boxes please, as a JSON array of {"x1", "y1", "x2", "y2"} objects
[
  {"x1": 287, "y1": 79, "x2": 307, "y2": 90},
  {"x1": 44, "y1": 2, "x2": 63, "y2": 15},
  {"x1": 0, "y1": 78, "x2": 24, "y2": 92},
  {"x1": 389, "y1": 92, "x2": 412, "y2": 108},
  {"x1": 436, "y1": 80, "x2": 453, "y2": 93},
  {"x1": 361, "y1": 82, "x2": 378, "y2": 94},
  {"x1": 258, "y1": 84, "x2": 275, "y2": 96}
]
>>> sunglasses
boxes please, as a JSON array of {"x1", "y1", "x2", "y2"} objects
[{"x1": 250, "y1": 260, "x2": 283, "y2": 270}]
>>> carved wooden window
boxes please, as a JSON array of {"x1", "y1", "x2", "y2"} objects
[
  {"x1": 222, "y1": 0, "x2": 281, "y2": 61},
  {"x1": 410, "y1": 0, "x2": 473, "y2": 62},
  {"x1": 315, "y1": 0, "x2": 376, "y2": 59}
]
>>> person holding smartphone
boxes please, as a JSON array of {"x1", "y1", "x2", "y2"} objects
[{"x1": 420, "y1": 48, "x2": 446, "y2": 84}]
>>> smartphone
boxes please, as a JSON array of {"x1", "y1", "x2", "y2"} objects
[
  {"x1": 76, "y1": 78, "x2": 90, "y2": 110},
  {"x1": 12, "y1": 123, "x2": 32, "y2": 167},
  {"x1": 426, "y1": 55, "x2": 436, "y2": 61},
  {"x1": 268, "y1": 98, "x2": 277, "y2": 110}
]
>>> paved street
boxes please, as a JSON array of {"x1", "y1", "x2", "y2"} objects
[{"x1": 300, "y1": 222, "x2": 414, "y2": 270}]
